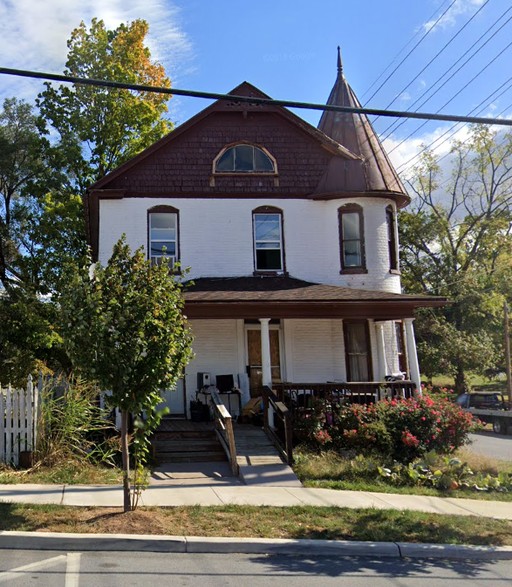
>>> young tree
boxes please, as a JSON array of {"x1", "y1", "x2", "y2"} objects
[
  {"x1": 60, "y1": 237, "x2": 193, "y2": 511},
  {"x1": 38, "y1": 18, "x2": 172, "y2": 191},
  {"x1": 400, "y1": 125, "x2": 512, "y2": 392}
]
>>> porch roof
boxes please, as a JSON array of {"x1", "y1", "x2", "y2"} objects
[{"x1": 183, "y1": 276, "x2": 447, "y2": 320}]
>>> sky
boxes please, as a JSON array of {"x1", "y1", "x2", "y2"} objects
[{"x1": 1, "y1": 0, "x2": 511, "y2": 177}]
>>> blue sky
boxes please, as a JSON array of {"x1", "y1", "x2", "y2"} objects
[{"x1": 1, "y1": 0, "x2": 511, "y2": 174}]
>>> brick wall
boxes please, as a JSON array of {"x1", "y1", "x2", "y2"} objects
[{"x1": 99, "y1": 196, "x2": 401, "y2": 293}]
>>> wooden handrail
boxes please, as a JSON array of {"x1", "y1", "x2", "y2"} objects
[
  {"x1": 210, "y1": 390, "x2": 238, "y2": 475},
  {"x1": 262, "y1": 386, "x2": 293, "y2": 464}
]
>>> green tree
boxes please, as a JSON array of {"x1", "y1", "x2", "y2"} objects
[
  {"x1": 0, "y1": 97, "x2": 48, "y2": 291},
  {"x1": 1, "y1": 19, "x2": 174, "y2": 383},
  {"x1": 60, "y1": 237, "x2": 193, "y2": 511},
  {"x1": 400, "y1": 125, "x2": 512, "y2": 392},
  {"x1": 38, "y1": 18, "x2": 172, "y2": 191},
  {"x1": 0, "y1": 98, "x2": 70, "y2": 382}
]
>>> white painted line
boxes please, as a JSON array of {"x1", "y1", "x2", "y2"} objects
[
  {"x1": 0, "y1": 554, "x2": 66, "y2": 583},
  {"x1": 65, "y1": 552, "x2": 81, "y2": 587}
]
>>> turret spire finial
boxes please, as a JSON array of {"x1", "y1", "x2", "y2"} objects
[{"x1": 337, "y1": 46, "x2": 343, "y2": 76}]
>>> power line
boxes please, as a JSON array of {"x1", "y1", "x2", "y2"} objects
[
  {"x1": 381, "y1": 6, "x2": 512, "y2": 141},
  {"x1": 396, "y1": 76, "x2": 512, "y2": 175},
  {"x1": 382, "y1": 0, "x2": 491, "y2": 112},
  {"x1": 2, "y1": 66, "x2": 512, "y2": 127},
  {"x1": 363, "y1": 0, "x2": 458, "y2": 106},
  {"x1": 361, "y1": 0, "x2": 453, "y2": 100},
  {"x1": 388, "y1": 35, "x2": 512, "y2": 156},
  {"x1": 397, "y1": 77, "x2": 512, "y2": 173}
]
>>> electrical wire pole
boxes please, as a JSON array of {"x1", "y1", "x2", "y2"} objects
[{"x1": 505, "y1": 302, "x2": 512, "y2": 409}]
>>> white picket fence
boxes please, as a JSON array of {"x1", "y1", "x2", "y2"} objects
[{"x1": 0, "y1": 375, "x2": 41, "y2": 466}]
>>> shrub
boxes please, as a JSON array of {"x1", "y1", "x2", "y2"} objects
[
  {"x1": 36, "y1": 376, "x2": 117, "y2": 467},
  {"x1": 292, "y1": 393, "x2": 477, "y2": 463}
]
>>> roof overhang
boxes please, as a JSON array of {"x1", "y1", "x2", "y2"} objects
[{"x1": 183, "y1": 277, "x2": 448, "y2": 320}]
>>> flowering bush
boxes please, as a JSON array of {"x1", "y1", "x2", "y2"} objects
[
  {"x1": 420, "y1": 383, "x2": 458, "y2": 400},
  {"x1": 293, "y1": 393, "x2": 478, "y2": 463}
]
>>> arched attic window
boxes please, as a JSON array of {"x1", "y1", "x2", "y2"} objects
[
  {"x1": 147, "y1": 205, "x2": 179, "y2": 267},
  {"x1": 214, "y1": 144, "x2": 276, "y2": 173}
]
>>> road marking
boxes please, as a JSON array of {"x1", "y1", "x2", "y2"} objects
[
  {"x1": 0, "y1": 554, "x2": 66, "y2": 583},
  {"x1": 65, "y1": 553, "x2": 81, "y2": 587}
]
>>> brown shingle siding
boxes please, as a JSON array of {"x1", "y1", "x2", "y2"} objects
[{"x1": 105, "y1": 110, "x2": 332, "y2": 196}]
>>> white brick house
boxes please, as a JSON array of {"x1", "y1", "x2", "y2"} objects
[{"x1": 86, "y1": 52, "x2": 445, "y2": 417}]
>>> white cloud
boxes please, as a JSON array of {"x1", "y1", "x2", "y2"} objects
[
  {"x1": 384, "y1": 123, "x2": 471, "y2": 176},
  {"x1": 423, "y1": 0, "x2": 485, "y2": 32},
  {"x1": 0, "y1": 0, "x2": 193, "y2": 106}
]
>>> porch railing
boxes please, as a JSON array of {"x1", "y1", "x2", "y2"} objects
[
  {"x1": 274, "y1": 381, "x2": 417, "y2": 413},
  {"x1": 261, "y1": 381, "x2": 417, "y2": 462},
  {"x1": 262, "y1": 386, "x2": 293, "y2": 465},
  {"x1": 210, "y1": 389, "x2": 239, "y2": 475}
]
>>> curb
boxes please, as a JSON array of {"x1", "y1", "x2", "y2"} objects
[{"x1": 1, "y1": 532, "x2": 511, "y2": 560}]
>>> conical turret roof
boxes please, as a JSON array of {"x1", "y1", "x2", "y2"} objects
[{"x1": 316, "y1": 48, "x2": 409, "y2": 206}]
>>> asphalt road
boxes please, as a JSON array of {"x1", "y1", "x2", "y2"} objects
[
  {"x1": 0, "y1": 551, "x2": 511, "y2": 587},
  {"x1": 467, "y1": 430, "x2": 512, "y2": 462}
]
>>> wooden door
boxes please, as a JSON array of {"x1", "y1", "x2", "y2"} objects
[{"x1": 247, "y1": 329, "x2": 281, "y2": 395}]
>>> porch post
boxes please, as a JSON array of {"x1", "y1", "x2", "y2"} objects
[
  {"x1": 404, "y1": 318, "x2": 422, "y2": 395},
  {"x1": 259, "y1": 318, "x2": 272, "y2": 387},
  {"x1": 375, "y1": 322, "x2": 387, "y2": 380}
]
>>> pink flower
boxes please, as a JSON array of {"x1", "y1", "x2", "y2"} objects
[
  {"x1": 314, "y1": 429, "x2": 332, "y2": 445},
  {"x1": 402, "y1": 430, "x2": 420, "y2": 447}
]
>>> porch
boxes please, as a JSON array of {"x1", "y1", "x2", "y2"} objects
[
  {"x1": 180, "y1": 276, "x2": 446, "y2": 419},
  {"x1": 152, "y1": 381, "x2": 417, "y2": 480}
]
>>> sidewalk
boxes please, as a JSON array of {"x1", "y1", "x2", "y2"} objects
[
  {"x1": 1, "y1": 477, "x2": 511, "y2": 561},
  {"x1": 0, "y1": 479, "x2": 511, "y2": 520}
]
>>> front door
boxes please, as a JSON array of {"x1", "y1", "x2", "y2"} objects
[
  {"x1": 246, "y1": 328, "x2": 282, "y2": 395},
  {"x1": 158, "y1": 379, "x2": 186, "y2": 416}
]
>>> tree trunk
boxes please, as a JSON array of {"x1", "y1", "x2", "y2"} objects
[
  {"x1": 120, "y1": 409, "x2": 131, "y2": 512},
  {"x1": 454, "y1": 366, "x2": 468, "y2": 395}
]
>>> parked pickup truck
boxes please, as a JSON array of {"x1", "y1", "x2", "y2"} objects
[{"x1": 456, "y1": 392, "x2": 512, "y2": 435}]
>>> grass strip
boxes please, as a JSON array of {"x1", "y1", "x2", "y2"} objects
[{"x1": 0, "y1": 504, "x2": 510, "y2": 546}]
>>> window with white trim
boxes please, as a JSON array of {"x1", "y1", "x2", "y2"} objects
[
  {"x1": 215, "y1": 144, "x2": 276, "y2": 173},
  {"x1": 149, "y1": 210, "x2": 178, "y2": 266},
  {"x1": 253, "y1": 209, "x2": 283, "y2": 272}
]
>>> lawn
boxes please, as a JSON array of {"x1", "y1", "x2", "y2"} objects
[
  {"x1": 0, "y1": 503, "x2": 510, "y2": 546},
  {"x1": 0, "y1": 460, "x2": 123, "y2": 485},
  {"x1": 292, "y1": 447, "x2": 512, "y2": 502}
]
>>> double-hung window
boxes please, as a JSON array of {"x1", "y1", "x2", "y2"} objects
[
  {"x1": 253, "y1": 207, "x2": 283, "y2": 272},
  {"x1": 148, "y1": 207, "x2": 178, "y2": 266},
  {"x1": 339, "y1": 204, "x2": 366, "y2": 273}
]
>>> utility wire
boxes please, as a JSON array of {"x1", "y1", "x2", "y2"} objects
[
  {"x1": 363, "y1": 0, "x2": 458, "y2": 106},
  {"x1": 382, "y1": 0, "x2": 491, "y2": 111},
  {"x1": 361, "y1": 0, "x2": 453, "y2": 100},
  {"x1": 397, "y1": 78, "x2": 512, "y2": 174},
  {"x1": 389, "y1": 35, "x2": 512, "y2": 155},
  {"x1": 381, "y1": 7, "x2": 512, "y2": 141},
  {"x1": 396, "y1": 76, "x2": 512, "y2": 175},
  {"x1": 3, "y1": 66, "x2": 512, "y2": 127}
]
